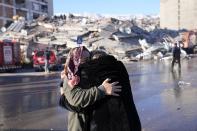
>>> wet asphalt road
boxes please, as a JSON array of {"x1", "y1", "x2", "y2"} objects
[
  {"x1": 0, "y1": 58, "x2": 197, "y2": 131},
  {"x1": 0, "y1": 71, "x2": 67, "y2": 130}
]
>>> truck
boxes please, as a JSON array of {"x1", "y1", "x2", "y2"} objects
[{"x1": 0, "y1": 39, "x2": 22, "y2": 72}]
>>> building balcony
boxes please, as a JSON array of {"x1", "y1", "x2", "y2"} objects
[
  {"x1": 41, "y1": 9, "x2": 48, "y2": 13},
  {"x1": 37, "y1": 0, "x2": 48, "y2": 3},
  {"x1": 31, "y1": 0, "x2": 48, "y2": 5},
  {"x1": 15, "y1": 3, "x2": 26, "y2": 9}
]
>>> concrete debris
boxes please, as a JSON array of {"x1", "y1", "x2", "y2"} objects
[
  {"x1": 0, "y1": 14, "x2": 197, "y2": 64},
  {"x1": 178, "y1": 81, "x2": 191, "y2": 87}
]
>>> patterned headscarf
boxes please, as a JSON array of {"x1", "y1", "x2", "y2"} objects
[{"x1": 65, "y1": 46, "x2": 90, "y2": 86}]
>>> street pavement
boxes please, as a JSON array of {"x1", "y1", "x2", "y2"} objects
[{"x1": 0, "y1": 58, "x2": 197, "y2": 131}]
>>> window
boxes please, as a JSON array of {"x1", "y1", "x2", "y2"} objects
[
  {"x1": 33, "y1": 13, "x2": 40, "y2": 19},
  {"x1": 15, "y1": 0, "x2": 25, "y2": 4},
  {"x1": 36, "y1": 51, "x2": 44, "y2": 57},
  {"x1": 41, "y1": 5, "x2": 48, "y2": 13}
]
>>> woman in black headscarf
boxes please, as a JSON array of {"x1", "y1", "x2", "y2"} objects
[{"x1": 76, "y1": 50, "x2": 142, "y2": 131}]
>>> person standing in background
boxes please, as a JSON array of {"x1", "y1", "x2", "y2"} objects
[
  {"x1": 172, "y1": 43, "x2": 181, "y2": 71},
  {"x1": 44, "y1": 48, "x2": 50, "y2": 73}
]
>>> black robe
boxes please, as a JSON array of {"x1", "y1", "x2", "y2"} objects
[{"x1": 78, "y1": 55, "x2": 141, "y2": 131}]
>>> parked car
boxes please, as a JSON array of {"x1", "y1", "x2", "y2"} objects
[{"x1": 33, "y1": 50, "x2": 60, "y2": 71}]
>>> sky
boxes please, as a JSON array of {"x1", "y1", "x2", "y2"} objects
[{"x1": 54, "y1": 0, "x2": 160, "y2": 15}]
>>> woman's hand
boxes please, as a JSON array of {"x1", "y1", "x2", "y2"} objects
[
  {"x1": 60, "y1": 87, "x2": 64, "y2": 95},
  {"x1": 102, "y1": 78, "x2": 122, "y2": 96}
]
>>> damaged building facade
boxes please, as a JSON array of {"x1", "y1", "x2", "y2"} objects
[
  {"x1": 0, "y1": 0, "x2": 53, "y2": 27},
  {"x1": 160, "y1": 0, "x2": 197, "y2": 30}
]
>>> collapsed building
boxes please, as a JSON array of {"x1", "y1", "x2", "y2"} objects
[{"x1": 0, "y1": 13, "x2": 197, "y2": 65}]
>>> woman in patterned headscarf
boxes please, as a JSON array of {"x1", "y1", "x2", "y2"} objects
[
  {"x1": 60, "y1": 46, "x2": 121, "y2": 131},
  {"x1": 64, "y1": 46, "x2": 90, "y2": 87}
]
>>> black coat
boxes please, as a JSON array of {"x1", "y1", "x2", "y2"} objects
[
  {"x1": 173, "y1": 47, "x2": 181, "y2": 59},
  {"x1": 77, "y1": 55, "x2": 142, "y2": 131}
]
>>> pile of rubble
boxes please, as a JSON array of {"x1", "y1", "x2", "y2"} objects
[{"x1": 0, "y1": 14, "x2": 197, "y2": 63}]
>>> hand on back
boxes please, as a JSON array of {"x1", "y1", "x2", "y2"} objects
[{"x1": 102, "y1": 78, "x2": 122, "y2": 96}]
